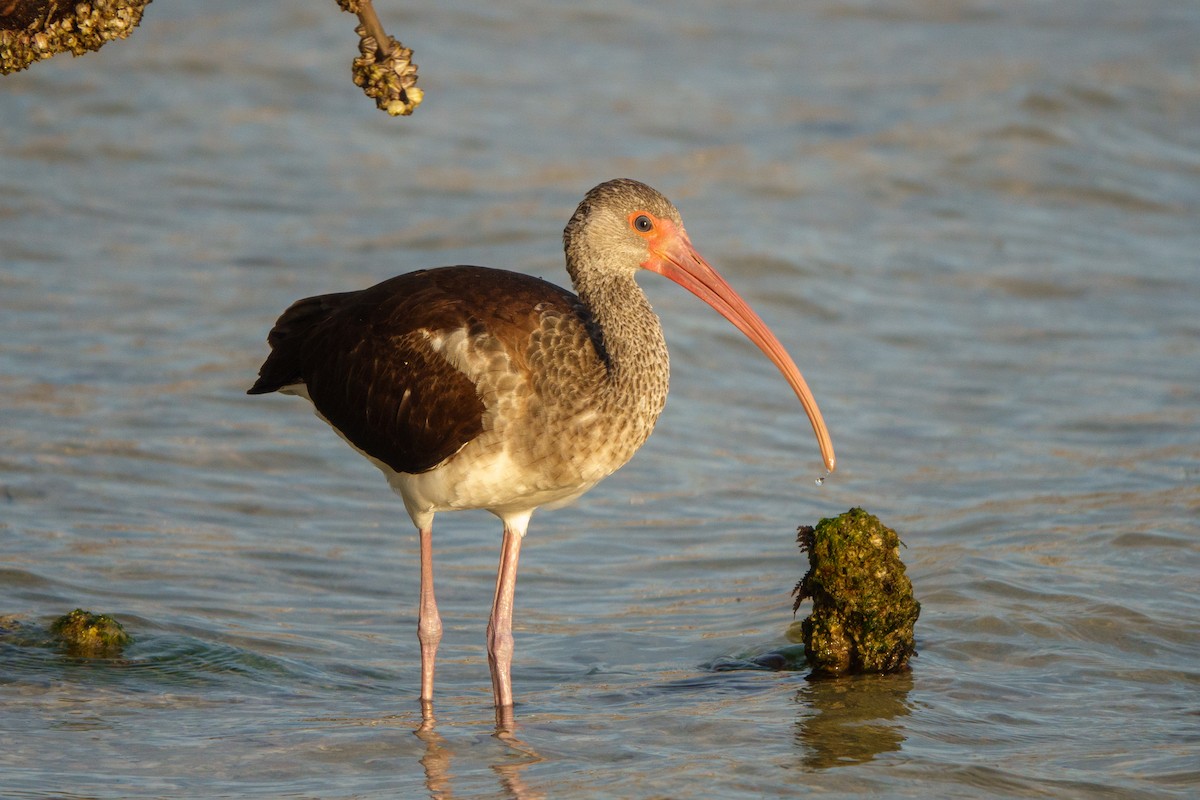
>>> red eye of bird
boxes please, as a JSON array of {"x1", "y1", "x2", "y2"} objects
[{"x1": 632, "y1": 213, "x2": 654, "y2": 234}]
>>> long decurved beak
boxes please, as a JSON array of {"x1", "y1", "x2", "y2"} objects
[{"x1": 644, "y1": 222, "x2": 836, "y2": 474}]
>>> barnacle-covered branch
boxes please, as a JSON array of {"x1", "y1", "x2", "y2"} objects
[
  {"x1": 338, "y1": 0, "x2": 422, "y2": 116},
  {"x1": 1, "y1": 0, "x2": 150, "y2": 75}
]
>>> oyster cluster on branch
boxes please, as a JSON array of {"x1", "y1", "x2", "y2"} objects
[
  {"x1": 1, "y1": 0, "x2": 150, "y2": 75},
  {"x1": 351, "y1": 21, "x2": 422, "y2": 117},
  {"x1": 4, "y1": 0, "x2": 424, "y2": 118}
]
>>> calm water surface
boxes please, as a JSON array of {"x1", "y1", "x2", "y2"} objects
[{"x1": 2, "y1": 1, "x2": 1198, "y2": 797}]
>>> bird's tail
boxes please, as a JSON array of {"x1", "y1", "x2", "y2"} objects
[{"x1": 247, "y1": 291, "x2": 355, "y2": 395}]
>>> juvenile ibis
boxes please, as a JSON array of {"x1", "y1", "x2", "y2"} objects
[{"x1": 248, "y1": 178, "x2": 835, "y2": 709}]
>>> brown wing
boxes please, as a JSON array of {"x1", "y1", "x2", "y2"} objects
[{"x1": 249, "y1": 266, "x2": 592, "y2": 475}]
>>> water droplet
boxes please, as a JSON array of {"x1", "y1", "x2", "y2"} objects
[{"x1": 815, "y1": 475, "x2": 825, "y2": 486}]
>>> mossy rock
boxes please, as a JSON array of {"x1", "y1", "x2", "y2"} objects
[
  {"x1": 50, "y1": 609, "x2": 132, "y2": 657},
  {"x1": 793, "y1": 508, "x2": 919, "y2": 677}
]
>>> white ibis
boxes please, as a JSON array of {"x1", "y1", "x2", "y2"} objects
[{"x1": 249, "y1": 178, "x2": 835, "y2": 710}]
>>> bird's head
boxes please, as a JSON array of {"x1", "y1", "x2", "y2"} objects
[{"x1": 564, "y1": 179, "x2": 836, "y2": 475}]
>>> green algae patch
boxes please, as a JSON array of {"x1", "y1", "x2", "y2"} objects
[
  {"x1": 792, "y1": 508, "x2": 919, "y2": 677},
  {"x1": 50, "y1": 609, "x2": 132, "y2": 657}
]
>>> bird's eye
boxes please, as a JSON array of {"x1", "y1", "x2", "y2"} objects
[{"x1": 633, "y1": 214, "x2": 654, "y2": 233}]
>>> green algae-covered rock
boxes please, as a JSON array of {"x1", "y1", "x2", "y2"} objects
[
  {"x1": 50, "y1": 609, "x2": 132, "y2": 657},
  {"x1": 792, "y1": 508, "x2": 919, "y2": 677}
]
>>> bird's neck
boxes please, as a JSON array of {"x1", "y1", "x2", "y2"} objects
[{"x1": 575, "y1": 272, "x2": 670, "y2": 414}]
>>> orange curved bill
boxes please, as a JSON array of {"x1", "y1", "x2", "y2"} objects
[{"x1": 644, "y1": 221, "x2": 836, "y2": 474}]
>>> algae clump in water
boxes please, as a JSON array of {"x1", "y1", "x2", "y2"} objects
[
  {"x1": 792, "y1": 508, "x2": 919, "y2": 677},
  {"x1": 50, "y1": 609, "x2": 132, "y2": 657}
]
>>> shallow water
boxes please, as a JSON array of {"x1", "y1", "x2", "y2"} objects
[{"x1": 2, "y1": 1, "x2": 1198, "y2": 797}]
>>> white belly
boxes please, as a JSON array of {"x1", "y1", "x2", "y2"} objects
[{"x1": 282, "y1": 382, "x2": 625, "y2": 531}]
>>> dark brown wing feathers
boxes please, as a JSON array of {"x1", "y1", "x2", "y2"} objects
[{"x1": 249, "y1": 266, "x2": 590, "y2": 475}]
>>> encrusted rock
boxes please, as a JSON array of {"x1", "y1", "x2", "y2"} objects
[
  {"x1": 50, "y1": 608, "x2": 133, "y2": 657},
  {"x1": 792, "y1": 508, "x2": 920, "y2": 676}
]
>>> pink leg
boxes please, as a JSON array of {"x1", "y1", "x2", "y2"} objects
[
  {"x1": 487, "y1": 521, "x2": 524, "y2": 708},
  {"x1": 418, "y1": 523, "x2": 442, "y2": 704}
]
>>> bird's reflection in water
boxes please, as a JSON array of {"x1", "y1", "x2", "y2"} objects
[
  {"x1": 491, "y1": 707, "x2": 545, "y2": 800},
  {"x1": 415, "y1": 702, "x2": 453, "y2": 799},
  {"x1": 792, "y1": 671, "x2": 914, "y2": 770},
  {"x1": 415, "y1": 701, "x2": 545, "y2": 800}
]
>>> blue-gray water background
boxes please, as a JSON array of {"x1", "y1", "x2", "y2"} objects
[{"x1": 2, "y1": 1, "x2": 1197, "y2": 797}]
